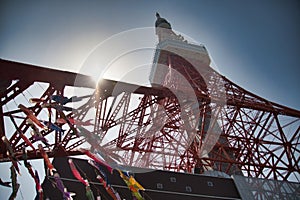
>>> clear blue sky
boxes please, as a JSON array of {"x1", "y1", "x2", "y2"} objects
[
  {"x1": 1, "y1": 0, "x2": 299, "y2": 109},
  {"x1": 0, "y1": 0, "x2": 299, "y2": 199}
]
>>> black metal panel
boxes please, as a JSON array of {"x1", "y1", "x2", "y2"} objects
[{"x1": 42, "y1": 157, "x2": 241, "y2": 200}]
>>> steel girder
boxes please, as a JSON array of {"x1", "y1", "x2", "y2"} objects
[{"x1": 0, "y1": 57, "x2": 299, "y2": 182}]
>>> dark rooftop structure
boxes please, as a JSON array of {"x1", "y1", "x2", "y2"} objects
[{"x1": 41, "y1": 157, "x2": 241, "y2": 200}]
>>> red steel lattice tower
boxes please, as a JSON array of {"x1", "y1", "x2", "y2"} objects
[
  {"x1": 91, "y1": 37, "x2": 300, "y2": 181},
  {"x1": 0, "y1": 32, "x2": 299, "y2": 183}
]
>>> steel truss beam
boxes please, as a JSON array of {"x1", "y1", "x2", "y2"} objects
[{"x1": 0, "y1": 55, "x2": 299, "y2": 182}]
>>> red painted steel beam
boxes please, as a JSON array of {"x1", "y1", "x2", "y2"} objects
[{"x1": 0, "y1": 59, "x2": 95, "y2": 89}]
